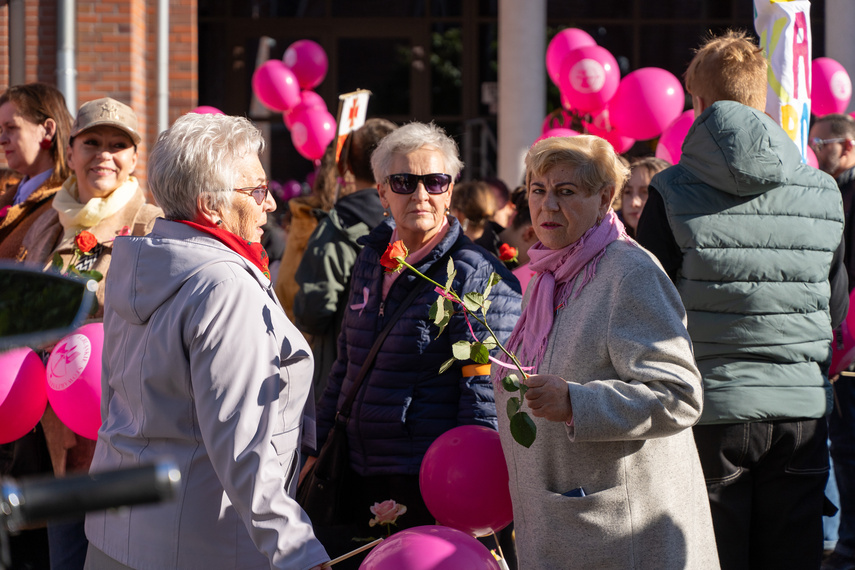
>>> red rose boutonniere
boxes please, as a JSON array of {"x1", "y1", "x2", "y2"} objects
[
  {"x1": 75, "y1": 230, "x2": 98, "y2": 253},
  {"x1": 51, "y1": 230, "x2": 103, "y2": 282},
  {"x1": 380, "y1": 240, "x2": 409, "y2": 273},
  {"x1": 498, "y1": 243, "x2": 518, "y2": 264}
]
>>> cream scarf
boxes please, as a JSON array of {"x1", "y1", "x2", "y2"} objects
[{"x1": 53, "y1": 175, "x2": 140, "y2": 241}]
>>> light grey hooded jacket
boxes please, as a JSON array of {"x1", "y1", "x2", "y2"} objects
[{"x1": 85, "y1": 219, "x2": 328, "y2": 570}]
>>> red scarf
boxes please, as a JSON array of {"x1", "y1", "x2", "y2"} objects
[{"x1": 178, "y1": 220, "x2": 271, "y2": 280}]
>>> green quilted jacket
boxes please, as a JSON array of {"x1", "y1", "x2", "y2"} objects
[{"x1": 652, "y1": 101, "x2": 844, "y2": 424}]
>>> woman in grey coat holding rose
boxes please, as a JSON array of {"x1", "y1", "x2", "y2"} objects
[{"x1": 495, "y1": 135, "x2": 718, "y2": 569}]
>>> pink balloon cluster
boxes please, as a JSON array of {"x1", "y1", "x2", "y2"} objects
[
  {"x1": 251, "y1": 39, "x2": 335, "y2": 161},
  {"x1": 812, "y1": 57, "x2": 852, "y2": 117},
  {"x1": 0, "y1": 323, "x2": 104, "y2": 444},
  {"x1": 545, "y1": 29, "x2": 688, "y2": 147}
]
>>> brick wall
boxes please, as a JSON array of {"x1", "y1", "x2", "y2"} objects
[{"x1": 0, "y1": 0, "x2": 198, "y2": 186}]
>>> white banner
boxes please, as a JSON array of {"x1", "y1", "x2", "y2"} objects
[
  {"x1": 335, "y1": 89, "x2": 372, "y2": 162},
  {"x1": 754, "y1": 0, "x2": 812, "y2": 161}
]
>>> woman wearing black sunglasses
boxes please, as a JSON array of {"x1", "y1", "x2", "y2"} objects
[{"x1": 304, "y1": 121, "x2": 522, "y2": 566}]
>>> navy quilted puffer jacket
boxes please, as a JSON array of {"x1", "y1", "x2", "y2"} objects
[{"x1": 314, "y1": 216, "x2": 522, "y2": 476}]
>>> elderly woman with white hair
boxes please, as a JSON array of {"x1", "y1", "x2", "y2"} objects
[
  {"x1": 304, "y1": 122, "x2": 521, "y2": 563},
  {"x1": 84, "y1": 113, "x2": 328, "y2": 570}
]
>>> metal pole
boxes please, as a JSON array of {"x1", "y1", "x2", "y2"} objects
[
  {"x1": 8, "y1": 0, "x2": 24, "y2": 86},
  {"x1": 57, "y1": 0, "x2": 77, "y2": 113},
  {"x1": 156, "y1": 0, "x2": 169, "y2": 134}
]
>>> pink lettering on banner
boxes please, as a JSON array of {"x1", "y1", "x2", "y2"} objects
[
  {"x1": 792, "y1": 11, "x2": 810, "y2": 99},
  {"x1": 47, "y1": 334, "x2": 91, "y2": 391}
]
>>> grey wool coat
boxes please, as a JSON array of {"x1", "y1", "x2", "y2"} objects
[{"x1": 496, "y1": 238, "x2": 719, "y2": 569}]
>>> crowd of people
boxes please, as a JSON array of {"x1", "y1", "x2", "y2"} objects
[{"x1": 1, "y1": 28, "x2": 852, "y2": 570}]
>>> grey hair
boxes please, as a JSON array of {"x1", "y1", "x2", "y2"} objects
[
  {"x1": 370, "y1": 121, "x2": 464, "y2": 184},
  {"x1": 147, "y1": 113, "x2": 265, "y2": 220}
]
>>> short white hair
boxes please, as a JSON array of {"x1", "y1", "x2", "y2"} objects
[
  {"x1": 147, "y1": 113, "x2": 265, "y2": 220},
  {"x1": 370, "y1": 121, "x2": 464, "y2": 184}
]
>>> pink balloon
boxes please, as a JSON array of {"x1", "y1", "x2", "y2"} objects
[
  {"x1": 846, "y1": 289, "x2": 855, "y2": 348},
  {"x1": 290, "y1": 107, "x2": 336, "y2": 161},
  {"x1": 283, "y1": 39, "x2": 329, "y2": 90},
  {"x1": 655, "y1": 110, "x2": 695, "y2": 164},
  {"x1": 284, "y1": 91, "x2": 327, "y2": 130},
  {"x1": 46, "y1": 323, "x2": 104, "y2": 440},
  {"x1": 832, "y1": 321, "x2": 855, "y2": 377},
  {"x1": 583, "y1": 107, "x2": 635, "y2": 154},
  {"x1": 0, "y1": 347, "x2": 47, "y2": 444},
  {"x1": 806, "y1": 145, "x2": 819, "y2": 169},
  {"x1": 534, "y1": 128, "x2": 581, "y2": 145},
  {"x1": 190, "y1": 105, "x2": 224, "y2": 115},
  {"x1": 546, "y1": 28, "x2": 597, "y2": 87},
  {"x1": 812, "y1": 57, "x2": 852, "y2": 117},
  {"x1": 360, "y1": 525, "x2": 500, "y2": 570},
  {"x1": 558, "y1": 45, "x2": 620, "y2": 114},
  {"x1": 419, "y1": 426, "x2": 513, "y2": 537},
  {"x1": 252, "y1": 60, "x2": 301, "y2": 113},
  {"x1": 610, "y1": 68, "x2": 686, "y2": 141}
]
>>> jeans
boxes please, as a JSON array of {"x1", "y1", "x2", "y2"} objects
[
  {"x1": 693, "y1": 419, "x2": 829, "y2": 570},
  {"x1": 830, "y1": 377, "x2": 855, "y2": 561},
  {"x1": 47, "y1": 517, "x2": 88, "y2": 570}
]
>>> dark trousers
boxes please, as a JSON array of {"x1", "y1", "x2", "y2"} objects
[
  {"x1": 829, "y1": 377, "x2": 855, "y2": 560},
  {"x1": 693, "y1": 419, "x2": 829, "y2": 570}
]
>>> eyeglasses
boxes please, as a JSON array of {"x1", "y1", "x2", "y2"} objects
[
  {"x1": 234, "y1": 183, "x2": 269, "y2": 205},
  {"x1": 386, "y1": 173, "x2": 453, "y2": 195},
  {"x1": 809, "y1": 137, "x2": 851, "y2": 152}
]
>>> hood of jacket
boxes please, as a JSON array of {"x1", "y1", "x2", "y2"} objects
[
  {"x1": 106, "y1": 218, "x2": 270, "y2": 326},
  {"x1": 680, "y1": 100, "x2": 804, "y2": 198}
]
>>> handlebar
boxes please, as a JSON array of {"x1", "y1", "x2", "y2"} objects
[{"x1": 1, "y1": 461, "x2": 181, "y2": 534}]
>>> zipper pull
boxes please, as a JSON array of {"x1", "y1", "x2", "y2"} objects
[{"x1": 379, "y1": 301, "x2": 385, "y2": 317}]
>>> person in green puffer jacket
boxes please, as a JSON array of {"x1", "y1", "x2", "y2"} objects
[
  {"x1": 293, "y1": 118, "x2": 397, "y2": 401},
  {"x1": 637, "y1": 30, "x2": 848, "y2": 570}
]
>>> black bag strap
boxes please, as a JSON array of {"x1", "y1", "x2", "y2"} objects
[{"x1": 336, "y1": 246, "x2": 456, "y2": 421}]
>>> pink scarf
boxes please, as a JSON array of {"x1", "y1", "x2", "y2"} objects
[{"x1": 505, "y1": 210, "x2": 627, "y2": 372}]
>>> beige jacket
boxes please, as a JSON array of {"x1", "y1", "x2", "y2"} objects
[{"x1": 18, "y1": 186, "x2": 162, "y2": 476}]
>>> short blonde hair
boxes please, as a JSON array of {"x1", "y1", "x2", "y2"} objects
[
  {"x1": 684, "y1": 29, "x2": 767, "y2": 111},
  {"x1": 525, "y1": 135, "x2": 629, "y2": 198}
]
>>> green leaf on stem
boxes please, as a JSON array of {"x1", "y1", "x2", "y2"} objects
[
  {"x1": 439, "y1": 357, "x2": 456, "y2": 374},
  {"x1": 501, "y1": 374, "x2": 520, "y2": 392},
  {"x1": 434, "y1": 299, "x2": 453, "y2": 337},
  {"x1": 452, "y1": 340, "x2": 471, "y2": 360},
  {"x1": 51, "y1": 252, "x2": 64, "y2": 271},
  {"x1": 507, "y1": 396, "x2": 521, "y2": 416},
  {"x1": 445, "y1": 259, "x2": 457, "y2": 291},
  {"x1": 481, "y1": 336, "x2": 497, "y2": 350},
  {"x1": 519, "y1": 383, "x2": 528, "y2": 399},
  {"x1": 482, "y1": 299, "x2": 492, "y2": 315},
  {"x1": 469, "y1": 341, "x2": 490, "y2": 364},
  {"x1": 509, "y1": 411, "x2": 537, "y2": 448},
  {"x1": 462, "y1": 292, "x2": 484, "y2": 313},
  {"x1": 481, "y1": 272, "x2": 501, "y2": 313},
  {"x1": 429, "y1": 297, "x2": 442, "y2": 323}
]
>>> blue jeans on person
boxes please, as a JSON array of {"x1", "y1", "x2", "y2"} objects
[
  {"x1": 47, "y1": 517, "x2": 88, "y2": 570},
  {"x1": 826, "y1": 449, "x2": 841, "y2": 552},
  {"x1": 830, "y1": 377, "x2": 855, "y2": 562},
  {"x1": 693, "y1": 418, "x2": 829, "y2": 570}
]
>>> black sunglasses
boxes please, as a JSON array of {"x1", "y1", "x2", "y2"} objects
[{"x1": 386, "y1": 173, "x2": 453, "y2": 195}]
